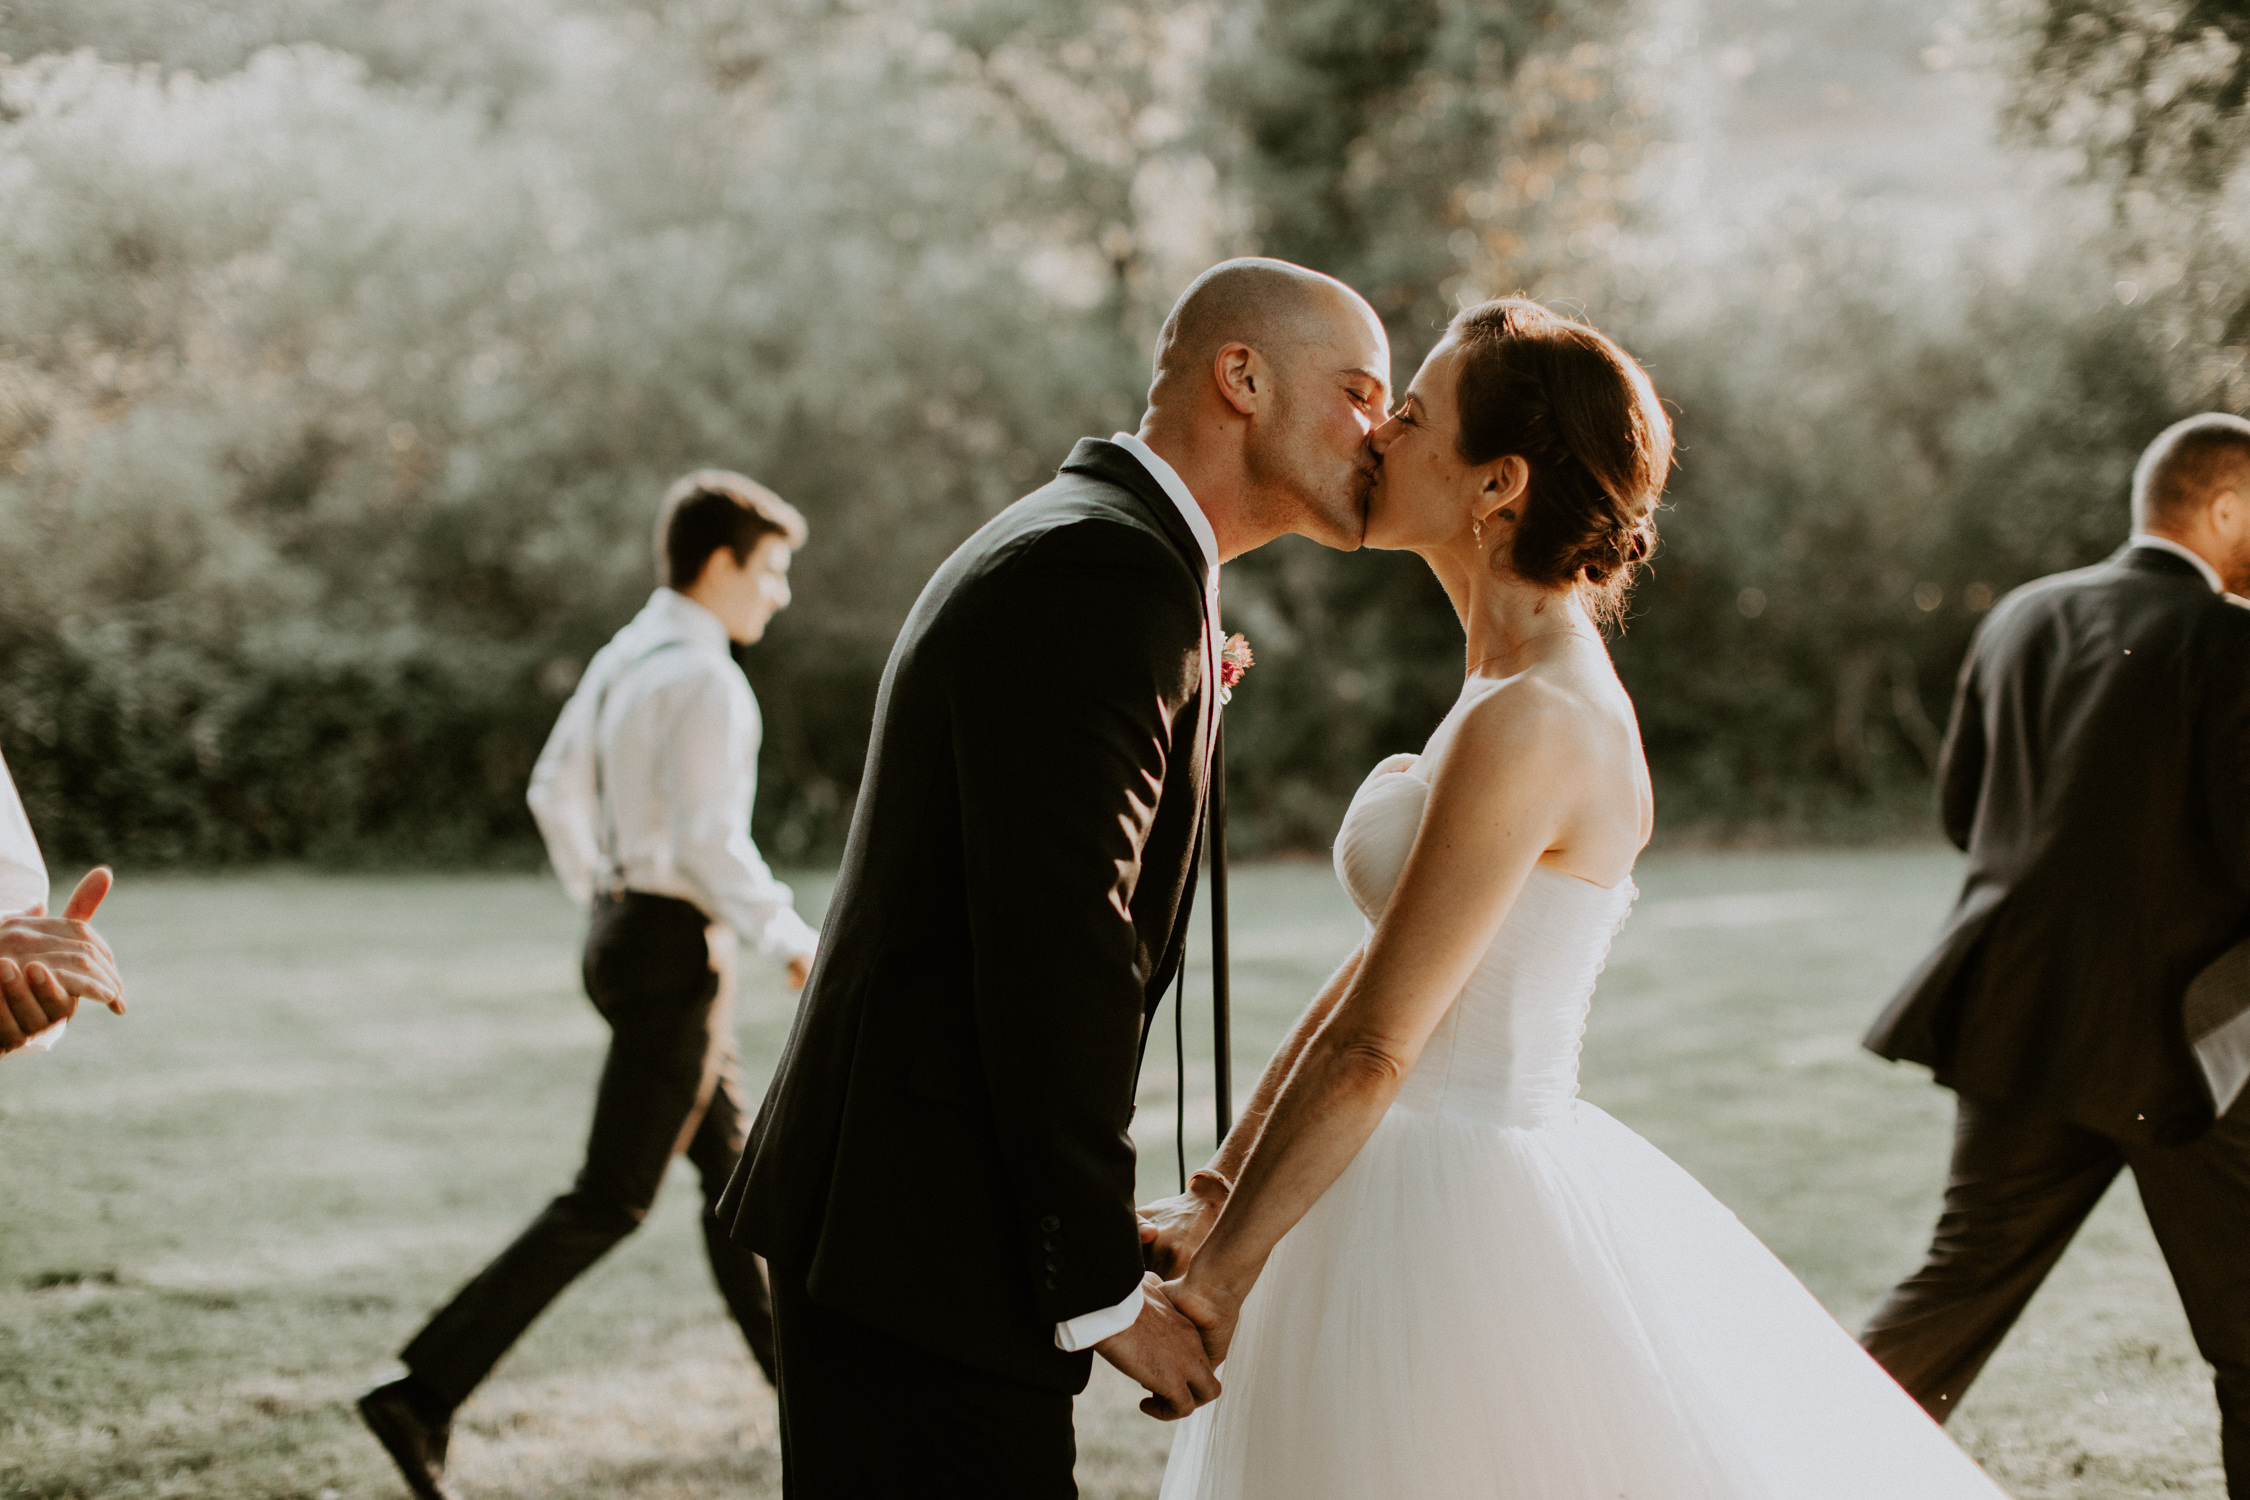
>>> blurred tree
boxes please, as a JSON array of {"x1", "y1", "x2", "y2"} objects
[
  {"x1": 0, "y1": 4, "x2": 1221, "y2": 862},
  {"x1": 1990, "y1": 0, "x2": 2250, "y2": 410},
  {"x1": 1996, "y1": 0, "x2": 2250, "y2": 198}
]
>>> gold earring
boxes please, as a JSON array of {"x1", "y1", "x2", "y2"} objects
[{"x1": 1472, "y1": 517, "x2": 1484, "y2": 546}]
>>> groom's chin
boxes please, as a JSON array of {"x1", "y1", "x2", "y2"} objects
[{"x1": 1310, "y1": 498, "x2": 1372, "y2": 552}]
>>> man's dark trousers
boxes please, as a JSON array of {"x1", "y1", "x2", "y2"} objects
[
  {"x1": 401, "y1": 890, "x2": 777, "y2": 1405},
  {"x1": 769, "y1": 1265, "x2": 1076, "y2": 1500},
  {"x1": 1863, "y1": 1094, "x2": 2250, "y2": 1490}
]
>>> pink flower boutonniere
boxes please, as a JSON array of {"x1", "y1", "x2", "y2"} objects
[{"x1": 1218, "y1": 632, "x2": 1254, "y2": 705}]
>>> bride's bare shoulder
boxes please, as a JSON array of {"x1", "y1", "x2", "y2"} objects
[{"x1": 1441, "y1": 670, "x2": 1605, "y2": 781}]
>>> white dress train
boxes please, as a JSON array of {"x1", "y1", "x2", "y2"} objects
[{"x1": 1159, "y1": 698, "x2": 2008, "y2": 1500}]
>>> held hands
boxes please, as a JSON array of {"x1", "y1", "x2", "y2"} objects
[
  {"x1": 0, "y1": 868, "x2": 123, "y2": 1056},
  {"x1": 1135, "y1": 1168, "x2": 1231, "y2": 1278},
  {"x1": 1161, "y1": 1272, "x2": 1243, "y2": 1369},
  {"x1": 1094, "y1": 1273, "x2": 1223, "y2": 1421}
]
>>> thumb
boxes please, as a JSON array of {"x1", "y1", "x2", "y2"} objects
[{"x1": 63, "y1": 866, "x2": 112, "y2": 923}]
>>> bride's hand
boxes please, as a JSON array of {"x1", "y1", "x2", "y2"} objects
[
  {"x1": 1136, "y1": 1169, "x2": 1230, "y2": 1278},
  {"x1": 1162, "y1": 1273, "x2": 1241, "y2": 1368}
]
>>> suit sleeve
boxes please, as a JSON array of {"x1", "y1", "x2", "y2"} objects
[
  {"x1": 1936, "y1": 632, "x2": 1988, "y2": 852},
  {"x1": 947, "y1": 520, "x2": 1203, "y2": 1327}
]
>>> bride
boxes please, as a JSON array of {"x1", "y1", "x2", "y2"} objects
[{"x1": 1144, "y1": 298, "x2": 2010, "y2": 1498}]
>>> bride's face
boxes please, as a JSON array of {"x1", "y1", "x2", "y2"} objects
[{"x1": 1364, "y1": 338, "x2": 1488, "y2": 553}]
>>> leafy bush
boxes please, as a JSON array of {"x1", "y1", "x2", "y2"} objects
[{"x1": 0, "y1": 13, "x2": 1189, "y2": 863}]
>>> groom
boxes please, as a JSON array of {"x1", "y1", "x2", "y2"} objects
[{"x1": 719, "y1": 258, "x2": 1390, "y2": 1497}]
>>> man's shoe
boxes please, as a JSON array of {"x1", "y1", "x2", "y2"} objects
[{"x1": 357, "y1": 1378, "x2": 455, "y2": 1500}]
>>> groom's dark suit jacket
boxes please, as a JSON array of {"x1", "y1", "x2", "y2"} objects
[
  {"x1": 719, "y1": 439, "x2": 1213, "y2": 1392},
  {"x1": 1865, "y1": 544, "x2": 2250, "y2": 1146}
]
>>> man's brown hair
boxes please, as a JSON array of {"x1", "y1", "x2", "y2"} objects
[
  {"x1": 655, "y1": 469, "x2": 808, "y2": 588},
  {"x1": 2133, "y1": 413, "x2": 2250, "y2": 531}
]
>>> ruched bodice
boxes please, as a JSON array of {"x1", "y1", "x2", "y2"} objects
[{"x1": 1334, "y1": 748, "x2": 1634, "y2": 1129}]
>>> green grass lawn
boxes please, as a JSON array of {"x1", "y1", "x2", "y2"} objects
[{"x1": 0, "y1": 850, "x2": 2220, "y2": 1498}]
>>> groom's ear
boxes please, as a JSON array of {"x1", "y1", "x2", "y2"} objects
[{"x1": 1213, "y1": 342, "x2": 1266, "y2": 418}]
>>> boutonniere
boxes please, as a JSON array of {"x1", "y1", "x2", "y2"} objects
[{"x1": 1218, "y1": 632, "x2": 1253, "y2": 705}]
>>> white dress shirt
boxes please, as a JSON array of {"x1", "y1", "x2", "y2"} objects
[
  {"x1": 0, "y1": 749, "x2": 47, "y2": 915},
  {"x1": 1049, "y1": 437, "x2": 1223, "y2": 1354},
  {"x1": 0, "y1": 747, "x2": 63, "y2": 1051},
  {"x1": 2130, "y1": 533, "x2": 2226, "y2": 594},
  {"x1": 527, "y1": 588, "x2": 818, "y2": 963}
]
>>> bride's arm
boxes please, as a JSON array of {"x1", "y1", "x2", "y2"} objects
[
  {"x1": 1139, "y1": 946, "x2": 1364, "y2": 1276},
  {"x1": 1166, "y1": 682, "x2": 1592, "y2": 1361}
]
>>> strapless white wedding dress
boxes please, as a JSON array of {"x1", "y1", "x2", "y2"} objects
[{"x1": 1159, "y1": 709, "x2": 2009, "y2": 1498}]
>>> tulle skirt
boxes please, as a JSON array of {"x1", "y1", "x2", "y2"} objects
[{"x1": 1159, "y1": 1102, "x2": 2007, "y2": 1500}]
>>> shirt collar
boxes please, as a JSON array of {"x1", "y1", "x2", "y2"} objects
[
  {"x1": 641, "y1": 586, "x2": 736, "y2": 656},
  {"x1": 2129, "y1": 534, "x2": 2225, "y2": 594},
  {"x1": 1110, "y1": 431, "x2": 1219, "y2": 587}
]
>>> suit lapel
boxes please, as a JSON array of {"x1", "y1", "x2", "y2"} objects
[
  {"x1": 1059, "y1": 439, "x2": 1209, "y2": 593},
  {"x1": 1058, "y1": 435, "x2": 1220, "y2": 788}
]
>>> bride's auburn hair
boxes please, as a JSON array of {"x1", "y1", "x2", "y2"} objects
[{"x1": 1449, "y1": 298, "x2": 1673, "y2": 628}]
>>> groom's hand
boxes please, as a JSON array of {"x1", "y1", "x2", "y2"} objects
[
  {"x1": 1094, "y1": 1273, "x2": 1222, "y2": 1421},
  {"x1": 1162, "y1": 1274, "x2": 1240, "y2": 1368},
  {"x1": 1136, "y1": 1169, "x2": 1230, "y2": 1278}
]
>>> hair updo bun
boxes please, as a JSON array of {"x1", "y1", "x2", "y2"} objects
[{"x1": 1449, "y1": 298, "x2": 1673, "y2": 627}]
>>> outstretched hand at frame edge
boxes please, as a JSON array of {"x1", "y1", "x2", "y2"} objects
[{"x1": 0, "y1": 866, "x2": 124, "y2": 1056}]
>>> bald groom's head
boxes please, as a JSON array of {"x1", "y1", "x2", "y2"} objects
[
  {"x1": 1150, "y1": 258, "x2": 1373, "y2": 397},
  {"x1": 1142, "y1": 258, "x2": 1389, "y2": 552}
]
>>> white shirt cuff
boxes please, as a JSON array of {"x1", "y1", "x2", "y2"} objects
[
  {"x1": 761, "y1": 909, "x2": 820, "y2": 964},
  {"x1": 1054, "y1": 1281, "x2": 1144, "y2": 1352}
]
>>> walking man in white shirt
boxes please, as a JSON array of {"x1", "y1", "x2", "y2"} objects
[{"x1": 362, "y1": 471, "x2": 820, "y2": 1500}]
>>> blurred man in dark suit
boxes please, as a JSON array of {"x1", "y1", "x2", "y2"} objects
[{"x1": 1862, "y1": 412, "x2": 2250, "y2": 1491}]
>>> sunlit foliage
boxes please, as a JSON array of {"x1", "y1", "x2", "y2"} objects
[{"x1": 0, "y1": 0, "x2": 2235, "y2": 861}]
